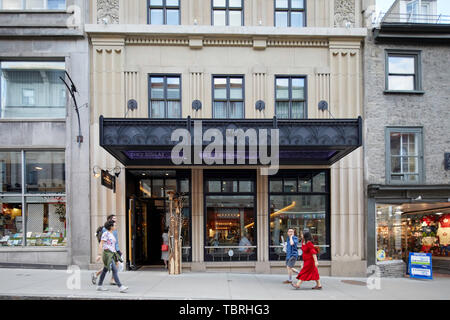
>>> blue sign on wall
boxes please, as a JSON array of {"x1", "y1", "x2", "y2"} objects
[{"x1": 408, "y1": 252, "x2": 432, "y2": 280}]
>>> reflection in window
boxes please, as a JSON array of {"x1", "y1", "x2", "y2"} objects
[
  {"x1": 0, "y1": 61, "x2": 66, "y2": 118},
  {"x1": 386, "y1": 52, "x2": 421, "y2": 92},
  {"x1": 204, "y1": 173, "x2": 256, "y2": 261},
  {"x1": 1, "y1": 0, "x2": 65, "y2": 10},
  {"x1": 213, "y1": 76, "x2": 244, "y2": 118},
  {"x1": 269, "y1": 171, "x2": 330, "y2": 261},
  {"x1": 25, "y1": 151, "x2": 65, "y2": 194},
  {"x1": 275, "y1": 76, "x2": 306, "y2": 119},
  {"x1": 148, "y1": 0, "x2": 180, "y2": 25},
  {"x1": 149, "y1": 75, "x2": 181, "y2": 118},
  {"x1": 212, "y1": 0, "x2": 243, "y2": 26},
  {"x1": 0, "y1": 151, "x2": 22, "y2": 193},
  {"x1": 275, "y1": 0, "x2": 305, "y2": 27}
]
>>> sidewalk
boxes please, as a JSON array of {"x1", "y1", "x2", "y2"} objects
[{"x1": 0, "y1": 267, "x2": 449, "y2": 300}]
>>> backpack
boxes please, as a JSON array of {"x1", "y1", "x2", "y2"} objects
[{"x1": 95, "y1": 226, "x2": 104, "y2": 243}]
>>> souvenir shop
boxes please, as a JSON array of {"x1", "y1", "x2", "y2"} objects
[{"x1": 369, "y1": 185, "x2": 450, "y2": 276}]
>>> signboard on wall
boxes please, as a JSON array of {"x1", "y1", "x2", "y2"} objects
[
  {"x1": 101, "y1": 170, "x2": 116, "y2": 193},
  {"x1": 408, "y1": 252, "x2": 432, "y2": 280}
]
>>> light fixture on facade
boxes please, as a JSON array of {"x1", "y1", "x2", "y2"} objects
[
  {"x1": 436, "y1": 212, "x2": 443, "y2": 215},
  {"x1": 92, "y1": 165, "x2": 101, "y2": 178},
  {"x1": 35, "y1": 166, "x2": 43, "y2": 170},
  {"x1": 394, "y1": 207, "x2": 403, "y2": 215}
]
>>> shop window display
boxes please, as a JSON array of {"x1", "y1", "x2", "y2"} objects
[
  {"x1": 376, "y1": 203, "x2": 450, "y2": 267},
  {"x1": 0, "y1": 198, "x2": 23, "y2": 246}
]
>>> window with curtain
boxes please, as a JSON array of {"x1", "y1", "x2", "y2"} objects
[
  {"x1": 386, "y1": 127, "x2": 423, "y2": 184},
  {"x1": 149, "y1": 75, "x2": 181, "y2": 118},
  {"x1": 213, "y1": 76, "x2": 244, "y2": 118},
  {"x1": 275, "y1": 76, "x2": 306, "y2": 119},
  {"x1": 0, "y1": 61, "x2": 66, "y2": 119}
]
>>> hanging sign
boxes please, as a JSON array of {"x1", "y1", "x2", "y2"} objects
[
  {"x1": 101, "y1": 170, "x2": 116, "y2": 193},
  {"x1": 408, "y1": 252, "x2": 432, "y2": 280}
]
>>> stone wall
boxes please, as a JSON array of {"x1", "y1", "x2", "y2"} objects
[{"x1": 364, "y1": 33, "x2": 450, "y2": 186}]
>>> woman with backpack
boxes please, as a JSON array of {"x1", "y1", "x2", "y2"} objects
[
  {"x1": 92, "y1": 215, "x2": 121, "y2": 285},
  {"x1": 291, "y1": 231, "x2": 322, "y2": 290},
  {"x1": 95, "y1": 220, "x2": 128, "y2": 293}
]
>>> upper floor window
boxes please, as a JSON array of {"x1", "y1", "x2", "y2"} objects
[
  {"x1": 0, "y1": 61, "x2": 66, "y2": 119},
  {"x1": 385, "y1": 50, "x2": 422, "y2": 93},
  {"x1": 148, "y1": 0, "x2": 180, "y2": 25},
  {"x1": 0, "y1": 0, "x2": 66, "y2": 10},
  {"x1": 213, "y1": 76, "x2": 244, "y2": 118},
  {"x1": 149, "y1": 75, "x2": 181, "y2": 118},
  {"x1": 385, "y1": 127, "x2": 424, "y2": 184},
  {"x1": 275, "y1": 76, "x2": 306, "y2": 119},
  {"x1": 274, "y1": 0, "x2": 305, "y2": 27},
  {"x1": 212, "y1": 0, "x2": 243, "y2": 26}
]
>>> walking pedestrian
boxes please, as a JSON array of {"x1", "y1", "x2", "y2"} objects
[
  {"x1": 161, "y1": 228, "x2": 169, "y2": 269},
  {"x1": 291, "y1": 231, "x2": 322, "y2": 290},
  {"x1": 96, "y1": 220, "x2": 128, "y2": 293},
  {"x1": 282, "y1": 228, "x2": 299, "y2": 284},
  {"x1": 92, "y1": 214, "x2": 121, "y2": 285}
]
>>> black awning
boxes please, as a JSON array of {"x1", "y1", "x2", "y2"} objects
[{"x1": 99, "y1": 116, "x2": 362, "y2": 166}]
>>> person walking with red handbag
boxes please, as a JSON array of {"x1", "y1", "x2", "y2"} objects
[
  {"x1": 161, "y1": 228, "x2": 169, "y2": 269},
  {"x1": 291, "y1": 231, "x2": 322, "y2": 290}
]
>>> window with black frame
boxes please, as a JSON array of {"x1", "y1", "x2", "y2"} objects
[
  {"x1": 148, "y1": 0, "x2": 180, "y2": 25},
  {"x1": 204, "y1": 171, "x2": 256, "y2": 261},
  {"x1": 212, "y1": 0, "x2": 243, "y2": 26},
  {"x1": 269, "y1": 170, "x2": 330, "y2": 261},
  {"x1": 149, "y1": 75, "x2": 181, "y2": 118},
  {"x1": 213, "y1": 76, "x2": 244, "y2": 118},
  {"x1": 275, "y1": 76, "x2": 306, "y2": 119},
  {"x1": 274, "y1": 0, "x2": 305, "y2": 27}
]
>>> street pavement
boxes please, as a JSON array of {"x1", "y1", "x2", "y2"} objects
[{"x1": 0, "y1": 267, "x2": 449, "y2": 300}]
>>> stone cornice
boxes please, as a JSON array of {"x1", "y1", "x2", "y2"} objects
[{"x1": 85, "y1": 24, "x2": 368, "y2": 39}]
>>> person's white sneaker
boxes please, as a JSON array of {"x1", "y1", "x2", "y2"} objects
[
  {"x1": 119, "y1": 285, "x2": 128, "y2": 293},
  {"x1": 97, "y1": 286, "x2": 108, "y2": 291}
]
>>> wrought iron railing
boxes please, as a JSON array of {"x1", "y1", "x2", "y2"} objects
[{"x1": 381, "y1": 12, "x2": 450, "y2": 25}]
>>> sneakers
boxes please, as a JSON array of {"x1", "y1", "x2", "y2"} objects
[
  {"x1": 282, "y1": 280, "x2": 292, "y2": 284},
  {"x1": 119, "y1": 285, "x2": 129, "y2": 293},
  {"x1": 91, "y1": 272, "x2": 98, "y2": 285},
  {"x1": 96, "y1": 286, "x2": 108, "y2": 291}
]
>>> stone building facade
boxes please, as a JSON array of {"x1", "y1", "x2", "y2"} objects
[
  {"x1": 87, "y1": 0, "x2": 373, "y2": 276},
  {"x1": 0, "y1": 0, "x2": 91, "y2": 268}
]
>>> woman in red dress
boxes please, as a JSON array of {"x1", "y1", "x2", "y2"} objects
[{"x1": 292, "y1": 231, "x2": 322, "y2": 290}]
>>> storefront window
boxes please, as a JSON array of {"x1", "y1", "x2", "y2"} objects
[
  {"x1": 0, "y1": 151, "x2": 22, "y2": 193},
  {"x1": 376, "y1": 204, "x2": 403, "y2": 262},
  {"x1": 0, "y1": 150, "x2": 66, "y2": 247},
  {"x1": 376, "y1": 202, "x2": 450, "y2": 263},
  {"x1": 269, "y1": 170, "x2": 330, "y2": 261},
  {"x1": 0, "y1": 197, "x2": 23, "y2": 246},
  {"x1": 25, "y1": 196, "x2": 66, "y2": 246},
  {"x1": 0, "y1": 61, "x2": 66, "y2": 119},
  {"x1": 204, "y1": 172, "x2": 256, "y2": 261}
]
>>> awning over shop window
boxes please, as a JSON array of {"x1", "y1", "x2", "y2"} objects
[{"x1": 99, "y1": 116, "x2": 362, "y2": 166}]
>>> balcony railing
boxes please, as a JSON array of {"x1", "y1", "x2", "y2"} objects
[{"x1": 380, "y1": 12, "x2": 450, "y2": 25}]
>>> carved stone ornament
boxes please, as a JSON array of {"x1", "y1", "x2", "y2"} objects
[
  {"x1": 334, "y1": 0, "x2": 355, "y2": 27},
  {"x1": 97, "y1": 0, "x2": 119, "y2": 24}
]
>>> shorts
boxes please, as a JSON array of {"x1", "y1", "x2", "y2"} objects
[{"x1": 286, "y1": 256, "x2": 297, "y2": 268}]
